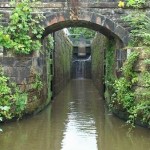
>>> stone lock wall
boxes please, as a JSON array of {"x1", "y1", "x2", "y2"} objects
[
  {"x1": 112, "y1": 47, "x2": 150, "y2": 127},
  {"x1": 91, "y1": 33, "x2": 124, "y2": 98},
  {"x1": 53, "y1": 30, "x2": 73, "y2": 96},
  {"x1": 91, "y1": 33, "x2": 107, "y2": 95},
  {"x1": 132, "y1": 48, "x2": 150, "y2": 103},
  {"x1": 0, "y1": 40, "x2": 53, "y2": 115},
  {"x1": 0, "y1": 30, "x2": 72, "y2": 116}
]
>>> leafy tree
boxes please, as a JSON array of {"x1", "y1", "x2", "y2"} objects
[{"x1": 69, "y1": 27, "x2": 95, "y2": 39}]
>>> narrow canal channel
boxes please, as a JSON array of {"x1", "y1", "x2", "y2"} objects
[{"x1": 0, "y1": 79, "x2": 150, "y2": 150}]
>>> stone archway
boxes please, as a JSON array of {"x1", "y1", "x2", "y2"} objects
[
  {"x1": 41, "y1": 8, "x2": 130, "y2": 106},
  {"x1": 42, "y1": 10, "x2": 129, "y2": 46}
]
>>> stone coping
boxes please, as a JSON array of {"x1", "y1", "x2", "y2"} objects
[{"x1": 0, "y1": 2, "x2": 150, "y2": 9}]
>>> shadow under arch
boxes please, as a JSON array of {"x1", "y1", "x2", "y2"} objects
[{"x1": 42, "y1": 10, "x2": 129, "y2": 46}]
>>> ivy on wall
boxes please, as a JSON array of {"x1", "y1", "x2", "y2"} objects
[
  {"x1": 108, "y1": 1, "x2": 150, "y2": 127},
  {"x1": 110, "y1": 51, "x2": 139, "y2": 114},
  {"x1": 0, "y1": 0, "x2": 45, "y2": 55},
  {"x1": 118, "y1": 0, "x2": 147, "y2": 8},
  {"x1": 0, "y1": 66, "x2": 28, "y2": 124},
  {"x1": 45, "y1": 35, "x2": 54, "y2": 102},
  {"x1": 126, "y1": 0, "x2": 147, "y2": 8},
  {"x1": 0, "y1": 35, "x2": 54, "y2": 131},
  {"x1": 111, "y1": 49, "x2": 150, "y2": 127}
]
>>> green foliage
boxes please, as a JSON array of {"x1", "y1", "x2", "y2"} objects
[
  {"x1": 13, "y1": 88, "x2": 28, "y2": 117},
  {"x1": 112, "y1": 77, "x2": 134, "y2": 110},
  {"x1": 0, "y1": 0, "x2": 45, "y2": 55},
  {"x1": 111, "y1": 49, "x2": 150, "y2": 127},
  {"x1": 111, "y1": 51, "x2": 139, "y2": 113},
  {"x1": 0, "y1": 15, "x2": 14, "y2": 50},
  {"x1": 126, "y1": 0, "x2": 147, "y2": 8},
  {"x1": 0, "y1": 68, "x2": 12, "y2": 120},
  {"x1": 122, "y1": 51, "x2": 139, "y2": 80},
  {"x1": 104, "y1": 40, "x2": 116, "y2": 104},
  {"x1": 139, "y1": 71, "x2": 150, "y2": 87},
  {"x1": 123, "y1": 12, "x2": 150, "y2": 47},
  {"x1": 69, "y1": 27, "x2": 95, "y2": 39},
  {"x1": 122, "y1": 5, "x2": 150, "y2": 127},
  {"x1": 45, "y1": 36, "x2": 53, "y2": 102},
  {"x1": 45, "y1": 35, "x2": 54, "y2": 53},
  {"x1": 105, "y1": 41, "x2": 115, "y2": 90},
  {"x1": 128, "y1": 100, "x2": 150, "y2": 126},
  {"x1": 32, "y1": 73, "x2": 43, "y2": 91},
  {"x1": 0, "y1": 67, "x2": 27, "y2": 121}
]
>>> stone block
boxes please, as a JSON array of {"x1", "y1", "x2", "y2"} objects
[
  {"x1": 134, "y1": 86, "x2": 150, "y2": 102},
  {"x1": 8, "y1": 77, "x2": 16, "y2": 82},
  {"x1": 114, "y1": 8, "x2": 125, "y2": 14},
  {"x1": 10, "y1": 67, "x2": 30, "y2": 84},
  {"x1": 134, "y1": 59, "x2": 150, "y2": 72},
  {"x1": 114, "y1": 25, "x2": 128, "y2": 39},
  {"x1": 0, "y1": 57, "x2": 15, "y2": 67},
  {"x1": 128, "y1": 47, "x2": 150, "y2": 60},
  {"x1": 104, "y1": 18, "x2": 115, "y2": 32}
]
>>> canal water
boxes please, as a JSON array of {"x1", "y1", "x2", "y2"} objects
[{"x1": 0, "y1": 79, "x2": 150, "y2": 150}]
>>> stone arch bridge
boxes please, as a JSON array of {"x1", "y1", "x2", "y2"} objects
[
  {"x1": 1, "y1": 0, "x2": 150, "y2": 45},
  {"x1": 0, "y1": 0, "x2": 150, "y2": 116}
]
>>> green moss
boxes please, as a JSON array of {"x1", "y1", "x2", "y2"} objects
[
  {"x1": 42, "y1": 34, "x2": 54, "y2": 103},
  {"x1": 104, "y1": 40, "x2": 116, "y2": 102}
]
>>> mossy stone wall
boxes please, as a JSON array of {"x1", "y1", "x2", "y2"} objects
[
  {"x1": 53, "y1": 30, "x2": 73, "y2": 96},
  {"x1": 91, "y1": 33, "x2": 107, "y2": 95},
  {"x1": 131, "y1": 47, "x2": 150, "y2": 103},
  {"x1": 0, "y1": 56, "x2": 51, "y2": 115}
]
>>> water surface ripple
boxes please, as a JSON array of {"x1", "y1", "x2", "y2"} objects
[{"x1": 0, "y1": 79, "x2": 150, "y2": 150}]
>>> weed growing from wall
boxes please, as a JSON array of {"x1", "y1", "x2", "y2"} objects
[
  {"x1": 117, "y1": 4, "x2": 150, "y2": 127},
  {"x1": 0, "y1": 66, "x2": 28, "y2": 122},
  {"x1": 126, "y1": 0, "x2": 147, "y2": 8},
  {"x1": 44, "y1": 34, "x2": 54, "y2": 102},
  {"x1": 123, "y1": 12, "x2": 150, "y2": 47},
  {"x1": 31, "y1": 73, "x2": 43, "y2": 92},
  {"x1": 0, "y1": 0, "x2": 45, "y2": 55},
  {"x1": 111, "y1": 50, "x2": 150, "y2": 127},
  {"x1": 104, "y1": 40, "x2": 116, "y2": 102},
  {"x1": 111, "y1": 51, "x2": 139, "y2": 108}
]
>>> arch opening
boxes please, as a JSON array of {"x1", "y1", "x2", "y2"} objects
[
  {"x1": 41, "y1": 10, "x2": 129, "y2": 97},
  {"x1": 42, "y1": 10, "x2": 129, "y2": 46}
]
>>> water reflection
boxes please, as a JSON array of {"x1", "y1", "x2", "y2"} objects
[{"x1": 0, "y1": 79, "x2": 150, "y2": 150}]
